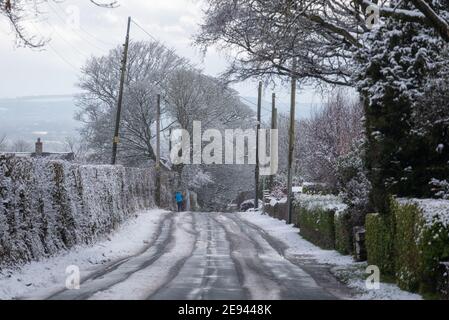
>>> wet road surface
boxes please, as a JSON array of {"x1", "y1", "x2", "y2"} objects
[{"x1": 46, "y1": 212, "x2": 350, "y2": 300}]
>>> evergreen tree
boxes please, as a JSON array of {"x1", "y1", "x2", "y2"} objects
[{"x1": 357, "y1": 0, "x2": 449, "y2": 213}]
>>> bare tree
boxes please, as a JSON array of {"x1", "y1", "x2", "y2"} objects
[
  {"x1": 297, "y1": 89, "x2": 364, "y2": 190},
  {"x1": 164, "y1": 69, "x2": 254, "y2": 133},
  {"x1": 64, "y1": 136, "x2": 88, "y2": 162},
  {"x1": 164, "y1": 67, "x2": 255, "y2": 194},
  {"x1": 11, "y1": 139, "x2": 32, "y2": 152},
  {"x1": 1, "y1": 0, "x2": 117, "y2": 48}
]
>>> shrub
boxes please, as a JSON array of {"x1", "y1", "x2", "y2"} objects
[
  {"x1": 0, "y1": 156, "x2": 176, "y2": 267},
  {"x1": 391, "y1": 200, "x2": 422, "y2": 291},
  {"x1": 334, "y1": 211, "x2": 353, "y2": 255},
  {"x1": 419, "y1": 219, "x2": 449, "y2": 294},
  {"x1": 394, "y1": 199, "x2": 449, "y2": 295},
  {"x1": 295, "y1": 194, "x2": 347, "y2": 249},
  {"x1": 365, "y1": 213, "x2": 395, "y2": 278},
  {"x1": 302, "y1": 183, "x2": 333, "y2": 195},
  {"x1": 297, "y1": 206, "x2": 336, "y2": 250}
]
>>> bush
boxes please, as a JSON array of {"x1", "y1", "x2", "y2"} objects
[
  {"x1": 393, "y1": 199, "x2": 449, "y2": 295},
  {"x1": 0, "y1": 156, "x2": 176, "y2": 267},
  {"x1": 391, "y1": 200, "x2": 422, "y2": 291},
  {"x1": 365, "y1": 213, "x2": 395, "y2": 278},
  {"x1": 294, "y1": 194, "x2": 347, "y2": 249},
  {"x1": 334, "y1": 211, "x2": 353, "y2": 255},
  {"x1": 297, "y1": 206, "x2": 335, "y2": 250},
  {"x1": 264, "y1": 199, "x2": 289, "y2": 223},
  {"x1": 419, "y1": 220, "x2": 449, "y2": 294},
  {"x1": 302, "y1": 183, "x2": 333, "y2": 195}
]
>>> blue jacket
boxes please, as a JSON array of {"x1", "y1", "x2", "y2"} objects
[{"x1": 175, "y1": 192, "x2": 183, "y2": 203}]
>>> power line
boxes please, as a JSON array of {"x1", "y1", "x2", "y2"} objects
[
  {"x1": 47, "y1": 41, "x2": 81, "y2": 72},
  {"x1": 43, "y1": 21, "x2": 91, "y2": 60},
  {"x1": 128, "y1": 17, "x2": 273, "y2": 126},
  {"x1": 47, "y1": 2, "x2": 114, "y2": 51},
  {"x1": 29, "y1": 21, "x2": 81, "y2": 72},
  {"x1": 130, "y1": 19, "x2": 159, "y2": 42}
]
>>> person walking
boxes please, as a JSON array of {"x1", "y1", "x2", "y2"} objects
[{"x1": 175, "y1": 191, "x2": 183, "y2": 212}]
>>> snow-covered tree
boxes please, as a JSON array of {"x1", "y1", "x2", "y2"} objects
[
  {"x1": 11, "y1": 139, "x2": 32, "y2": 152},
  {"x1": 164, "y1": 68, "x2": 255, "y2": 204},
  {"x1": 76, "y1": 41, "x2": 188, "y2": 165},
  {"x1": 164, "y1": 69, "x2": 254, "y2": 133},
  {"x1": 430, "y1": 179, "x2": 449, "y2": 199},
  {"x1": 196, "y1": 0, "x2": 449, "y2": 86},
  {"x1": 196, "y1": 1, "x2": 449, "y2": 212},
  {"x1": 336, "y1": 138, "x2": 372, "y2": 226},
  {"x1": 64, "y1": 136, "x2": 89, "y2": 163},
  {"x1": 357, "y1": 0, "x2": 449, "y2": 211}
]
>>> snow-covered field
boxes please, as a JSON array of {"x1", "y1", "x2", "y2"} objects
[
  {"x1": 0, "y1": 209, "x2": 169, "y2": 300},
  {"x1": 238, "y1": 211, "x2": 422, "y2": 300}
]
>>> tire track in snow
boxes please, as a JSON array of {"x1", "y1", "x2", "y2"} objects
[
  {"x1": 47, "y1": 212, "x2": 176, "y2": 300},
  {"x1": 88, "y1": 212, "x2": 197, "y2": 300},
  {"x1": 224, "y1": 214, "x2": 338, "y2": 300},
  {"x1": 212, "y1": 214, "x2": 282, "y2": 300},
  {"x1": 149, "y1": 213, "x2": 247, "y2": 300},
  {"x1": 231, "y1": 214, "x2": 352, "y2": 299}
]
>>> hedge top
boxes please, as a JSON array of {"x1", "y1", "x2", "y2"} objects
[
  {"x1": 398, "y1": 198, "x2": 449, "y2": 228},
  {"x1": 294, "y1": 194, "x2": 347, "y2": 216}
]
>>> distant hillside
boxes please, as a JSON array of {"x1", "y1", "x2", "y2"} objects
[
  {"x1": 0, "y1": 94, "x2": 320, "y2": 152},
  {"x1": 0, "y1": 95, "x2": 80, "y2": 152}
]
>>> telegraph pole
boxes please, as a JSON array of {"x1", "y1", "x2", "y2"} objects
[
  {"x1": 169, "y1": 128, "x2": 172, "y2": 152},
  {"x1": 111, "y1": 17, "x2": 131, "y2": 165},
  {"x1": 255, "y1": 81, "x2": 262, "y2": 210},
  {"x1": 155, "y1": 94, "x2": 161, "y2": 206},
  {"x1": 287, "y1": 59, "x2": 297, "y2": 224},
  {"x1": 156, "y1": 94, "x2": 161, "y2": 170},
  {"x1": 269, "y1": 92, "x2": 278, "y2": 189}
]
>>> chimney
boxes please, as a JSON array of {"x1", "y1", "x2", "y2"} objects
[{"x1": 35, "y1": 138, "x2": 43, "y2": 155}]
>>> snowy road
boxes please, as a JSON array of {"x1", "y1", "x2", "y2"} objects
[{"x1": 43, "y1": 212, "x2": 346, "y2": 300}]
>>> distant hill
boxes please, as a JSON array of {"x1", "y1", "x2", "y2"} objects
[
  {"x1": 0, "y1": 95, "x2": 80, "y2": 152},
  {"x1": 0, "y1": 94, "x2": 321, "y2": 152}
]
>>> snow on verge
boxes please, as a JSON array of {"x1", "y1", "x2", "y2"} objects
[
  {"x1": 238, "y1": 211, "x2": 422, "y2": 300},
  {"x1": 0, "y1": 209, "x2": 169, "y2": 300}
]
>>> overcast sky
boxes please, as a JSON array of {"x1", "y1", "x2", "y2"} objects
[{"x1": 0, "y1": 0, "x2": 323, "y2": 107}]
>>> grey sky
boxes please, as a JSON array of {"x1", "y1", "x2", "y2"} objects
[{"x1": 0, "y1": 0, "x2": 323, "y2": 108}]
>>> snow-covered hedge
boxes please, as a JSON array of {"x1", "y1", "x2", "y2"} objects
[
  {"x1": 294, "y1": 194, "x2": 348, "y2": 250},
  {"x1": 264, "y1": 197, "x2": 289, "y2": 223},
  {"x1": 365, "y1": 213, "x2": 395, "y2": 278},
  {"x1": 0, "y1": 155, "x2": 175, "y2": 267},
  {"x1": 393, "y1": 198, "x2": 449, "y2": 295},
  {"x1": 365, "y1": 198, "x2": 449, "y2": 297},
  {"x1": 334, "y1": 211, "x2": 353, "y2": 255}
]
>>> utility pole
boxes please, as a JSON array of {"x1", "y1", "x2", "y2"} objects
[
  {"x1": 287, "y1": 59, "x2": 297, "y2": 224},
  {"x1": 169, "y1": 128, "x2": 172, "y2": 153},
  {"x1": 269, "y1": 92, "x2": 278, "y2": 189},
  {"x1": 155, "y1": 94, "x2": 161, "y2": 207},
  {"x1": 255, "y1": 81, "x2": 262, "y2": 210},
  {"x1": 111, "y1": 16, "x2": 131, "y2": 165}
]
